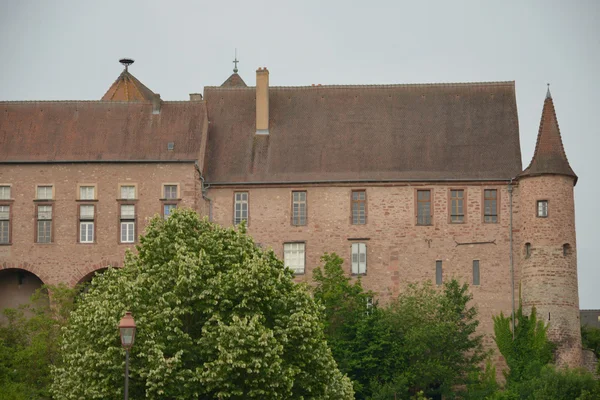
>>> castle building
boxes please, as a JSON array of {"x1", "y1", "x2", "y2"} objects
[{"x1": 0, "y1": 60, "x2": 583, "y2": 368}]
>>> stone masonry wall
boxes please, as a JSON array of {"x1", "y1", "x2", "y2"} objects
[{"x1": 0, "y1": 163, "x2": 198, "y2": 286}]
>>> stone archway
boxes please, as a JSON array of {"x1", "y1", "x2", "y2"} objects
[
  {"x1": 0, "y1": 268, "x2": 45, "y2": 322},
  {"x1": 77, "y1": 267, "x2": 109, "y2": 293}
]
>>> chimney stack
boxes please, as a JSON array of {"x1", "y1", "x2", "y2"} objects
[
  {"x1": 256, "y1": 67, "x2": 269, "y2": 135},
  {"x1": 189, "y1": 93, "x2": 203, "y2": 101},
  {"x1": 152, "y1": 93, "x2": 161, "y2": 114}
]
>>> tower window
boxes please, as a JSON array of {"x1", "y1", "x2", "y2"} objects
[
  {"x1": 563, "y1": 243, "x2": 571, "y2": 256},
  {"x1": 525, "y1": 243, "x2": 531, "y2": 258},
  {"x1": 537, "y1": 200, "x2": 548, "y2": 217}
]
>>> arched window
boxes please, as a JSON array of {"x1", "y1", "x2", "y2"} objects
[
  {"x1": 563, "y1": 243, "x2": 571, "y2": 257},
  {"x1": 525, "y1": 243, "x2": 531, "y2": 259}
]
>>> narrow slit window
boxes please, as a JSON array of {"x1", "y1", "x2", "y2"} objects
[
  {"x1": 435, "y1": 260, "x2": 443, "y2": 286},
  {"x1": 525, "y1": 243, "x2": 531, "y2": 259},
  {"x1": 473, "y1": 260, "x2": 480, "y2": 286}
]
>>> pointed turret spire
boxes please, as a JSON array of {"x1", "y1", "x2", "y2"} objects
[
  {"x1": 101, "y1": 59, "x2": 156, "y2": 101},
  {"x1": 520, "y1": 86, "x2": 577, "y2": 184},
  {"x1": 220, "y1": 51, "x2": 247, "y2": 87}
]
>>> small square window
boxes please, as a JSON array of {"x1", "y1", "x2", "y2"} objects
[
  {"x1": 164, "y1": 185, "x2": 178, "y2": 200},
  {"x1": 37, "y1": 186, "x2": 53, "y2": 200},
  {"x1": 537, "y1": 200, "x2": 548, "y2": 217},
  {"x1": 0, "y1": 186, "x2": 11, "y2": 200},
  {"x1": 121, "y1": 204, "x2": 135, "y2": 219},
  {"x1": 80, "y1": 205, "x2": 94, "y2": 219},
  {"x1": 120, "y1": 186, "x2": 136, "y2": 200},
  {"x1": 80, "y1": 186, "x2": 95, "y2": 200}
]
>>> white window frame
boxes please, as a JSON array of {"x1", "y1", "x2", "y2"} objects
[
  {"x1": 351, "y1": 243, "x2": 367, "y2": 275},
  {"x1": 37, "y1": 185, "x2": 53, "y2": 200},
  {"x1": 120, "y1": 185, "x2": 136, "y2": 200},
  {"x1": 0, "y1": 186, "x2": 11, "y2": 200},
  {"x1": 0, "y1": 205, "x2": 9, "y2": 244},
  {"x1": 120, "y1": 221, "x2": 135, "y2": 243},
  {"x1": 80, "y1": 186, "x2": 95, "y2": 200},
  {"x1": 37, "y1": 205, "x2": 52, "y2": 243},
  {"x1": 284, "y1": 242, "x2": 305, "y2": 274},
  {"x1": 234, "y1": 192, "x2": 249, "y2": 225},
  {"x1": 80, "y1": 222, "x2": 94, "y2": 243},
  {"x1": 537, "y1": 200, "x2": 548, "y2": 218},
  {"x1": 163, "y1": 184, "x2": 178, "y2": 200}
]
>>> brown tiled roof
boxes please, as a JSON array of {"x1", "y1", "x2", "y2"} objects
[
  {"x1": 221, "y1": 73, "x2": 247, "y2": 88},
  {"x1": 101, "y1": 69, "x2": 156, "y2": 101},
  {"x1": 0, "y1": 101, "x2": 207, "y2": 162},
  {"x1": 520, "y1": 91, "x2": 577, "y2": 184},
  {"x1": 203, "y1": 82, "x2": 522, "y2": 184}
]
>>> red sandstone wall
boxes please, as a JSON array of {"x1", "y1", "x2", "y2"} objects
[
  {"x1": 518, "y1": 175, "x2": 581, "y2": 367},
  {"x1": 210, "y1": 183, "x2": 516, "y2": 350},
  {"x1": 0, "y1": 163, "x2": 198, "y2": 286}
]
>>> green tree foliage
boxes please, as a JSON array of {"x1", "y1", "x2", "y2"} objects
[
  {"x1": 0, "y1": 284, "x2": 78, "y2": 399},
  {"x1": 581, "y1": 325, "x2": 600, "y2": 359},
  {"x1": 313, "y1": 254, "x2": 487, "y2": 399},
  {"x1": 50, "y1": 210, "x2": 353, "y2": 399},
  {"x1": 493, "y1": 303, "x2": 554, "y2": 385}
]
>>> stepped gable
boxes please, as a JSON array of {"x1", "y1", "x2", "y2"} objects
[
  {"x1": 0, "y1": 101, "x2": 207, "y2": 162},
  {"x1": 203, "y1": 81, "x2": 522, "y2": 184},
  {"x1": 520, "y1": 87, "x2": 577, "y2": 184},
  {"x1": 221, "y1": 73, "x2": 247, "y2": 88}
]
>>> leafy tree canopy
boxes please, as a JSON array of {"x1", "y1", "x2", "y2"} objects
[{"x1": 51, "y1": 210, "x2": 353, "y2": 399}]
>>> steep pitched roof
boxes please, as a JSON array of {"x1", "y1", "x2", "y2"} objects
[
  {"x1": 101, "y1": 69, "x2": 156, "y2": 101},
  {"x1": 220, "y1": 73, "x2": 247, "y2": 88},
  {"x1": 0, "y1": 101, "x2": 207, "y2": 162},
  {"x1": 203, "y1": 82, "x2": 522, "y2": 184},
  {"x1": 520, "y1": 89, "x2": 577, "y2": 184}
]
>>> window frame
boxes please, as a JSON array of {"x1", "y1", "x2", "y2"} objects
[
  {"x1": 351, "y1": 242, "x2": 367, "y2": 275},
  {"x1": 77, "y1": 184, "x2": 97, "y2": 201},
  {"x1": 291, "y1": 190, "x2": 307, "y2": 226},
  {"x1": 162, "y1": 183, "x2": 179, "y2": 200},
  {"x1": 119, "y1": 184, "x2": 137, "y2": 200},
  {"x1": 0, "y1": 184, "x2": 11, "y2": 201},
  {"x1": 283, "y1": 241, "x2": 306, "y2": 275},
  {"x1": 233, "y1": 191, "x2": 249, "y2": 226},
  {"x1": 415, "y1": 189, "x2": 433, "y2": 226},
  {"x1": 537, "y1": 200, "x2": 549, "y2": 218},
  {"x1": 119, "y1": 203, "x2": 137, "y2": 244},
  {"x1": 35, "y1": 203, "x2": 54, "y2": 244},
  {"x1": 36, "y1": 185, "x2": 54, "y2": 201},
  {"x1": 483, "y1": 188, "x2": 500, "y2": 223},
  {"x1": 351, "y1": 189, "x2": 367, "y2": 225},
  {"x1": 77, "y1": 204, "x2": 96, "y2": 244},
  {"x1": 448, "y1": 188, "x2": 466, "y2": 224},
  {"x1": 435, "y1": 260, "x2": 443, "y2": 286},
  {"x1": 0, "y1": 203, "x2": 12, "y2": 245},
  {"x1": 473, "y1": 260, "x2": 480, "y2": 286}
]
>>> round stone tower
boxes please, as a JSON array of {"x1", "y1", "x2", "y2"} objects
[{"x1": 519, "y1": 87, "x2": 581, "y2": 367}]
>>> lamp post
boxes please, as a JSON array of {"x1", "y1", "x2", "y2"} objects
[{"x1": 118, "y1": 311, "x2": 136, "y2": 400}]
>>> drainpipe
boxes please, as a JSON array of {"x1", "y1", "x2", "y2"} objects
[
  {"x1": 195, "y1": 162, "x2": 213, "y2": 222},
  {"x1": 508, "y1": 178, "x2": 515, "y2": 339}
]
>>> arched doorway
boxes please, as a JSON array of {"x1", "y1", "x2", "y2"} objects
[
  {"x1": 0, "y1": 269, "x2": 45, "y2": 322},
  {"x1": 77, "y1": 267, "x2": 109, "y2": 293}
]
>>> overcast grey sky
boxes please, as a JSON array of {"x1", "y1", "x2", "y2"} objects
[{"x1": 1, "y1": 0, "x2": 598, "y2": 307}]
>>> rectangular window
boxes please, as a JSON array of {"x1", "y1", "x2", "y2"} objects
[
  {"x1": 0, "y1": 186, "x2": 11, "y2": 200},
  {"x1": 284, "y1": 242, "x2": 305, "y2": 274},
  {"x1": 120, "y1": 204, "x2": 135, "y2": 243},
  {"x1": 120, "y1": 185, "x2": 136, "y2": 200},
  {"x1": 473, "y1": 260, "x2": 480, "y2": 286},
  {"x1": 0, "y1": 205, "x2": 9, "y2": 244},
  {"x1": 352, "y1": 190, "x2": 367, "y2": 225},
  {"x1": 537, "y1": 200, "x2": 548, "y2": 217},
  {"x1": 164, "y1": 185, "x2": 178, "y2": 200},
  {"x1": 435, "y1": 260, "x2": 443, "y2": 286},
  {"x1": 484, "y1": 189, "x2": 498, "y2": 223},
  {"x1": 79, "y1": 205, "x2": 94, "y2": 243},
  {"x1": 36, "y1": 205, "x2": 52, "y2": 243},
  {"x1": 163, "y1": 204, "x2": 176, "y2": 220},
  {"x1": 417, "y1": 190, "x2": 432, "y2": 225},
  {"x1": 37, "y1": 185, "x2": 53, "y2": 200},
  {"x1": 292, "y1": 191, "x2": 307, "y2": 226},
  {"x1": 80, "y1": 186, "x2": 95, "y2": 200},
  {"x1": 450, "y1": 189, "x2": 464, "y2": 223},
  {"x1": 234, "y1": 192, "x2": 249, "y2": 225},
  {"x1": 351, "y1": 243, "x2": 367, "y2": 275}
]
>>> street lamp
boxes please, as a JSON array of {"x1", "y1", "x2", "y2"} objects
[{"x1": 119, "y1": 311, "x2": 136, "y2": 400}]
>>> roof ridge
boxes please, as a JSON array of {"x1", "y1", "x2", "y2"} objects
[{"x1": 204, "y1": 81, "x2": 516, "y2": 90}]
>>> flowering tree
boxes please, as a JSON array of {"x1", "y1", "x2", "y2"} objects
[{"x1": 51, "y1": 209, "x2": 353, "y2": 399}]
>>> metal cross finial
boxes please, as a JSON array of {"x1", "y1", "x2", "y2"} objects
[{"x1": 233, "y1": 49, "x2": 239, "y2": 73}]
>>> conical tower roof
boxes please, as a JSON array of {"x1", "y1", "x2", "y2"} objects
[
  {"x1": 220, "y1": 73, "x2": 247, "y2": 88},
  {"x1": 102, "y1": 61, "x2": 156, "y2": 101},
  {"x1": 520, "y1": 87, "x2": 577, "y2": 184}
]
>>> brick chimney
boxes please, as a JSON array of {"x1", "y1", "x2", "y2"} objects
[
  {"x1": 152, "y1": 93, "x2": 161, "y2": 115},
  {"x1": 256, "y1": 67, "x2": 269, "y2": 135}
]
